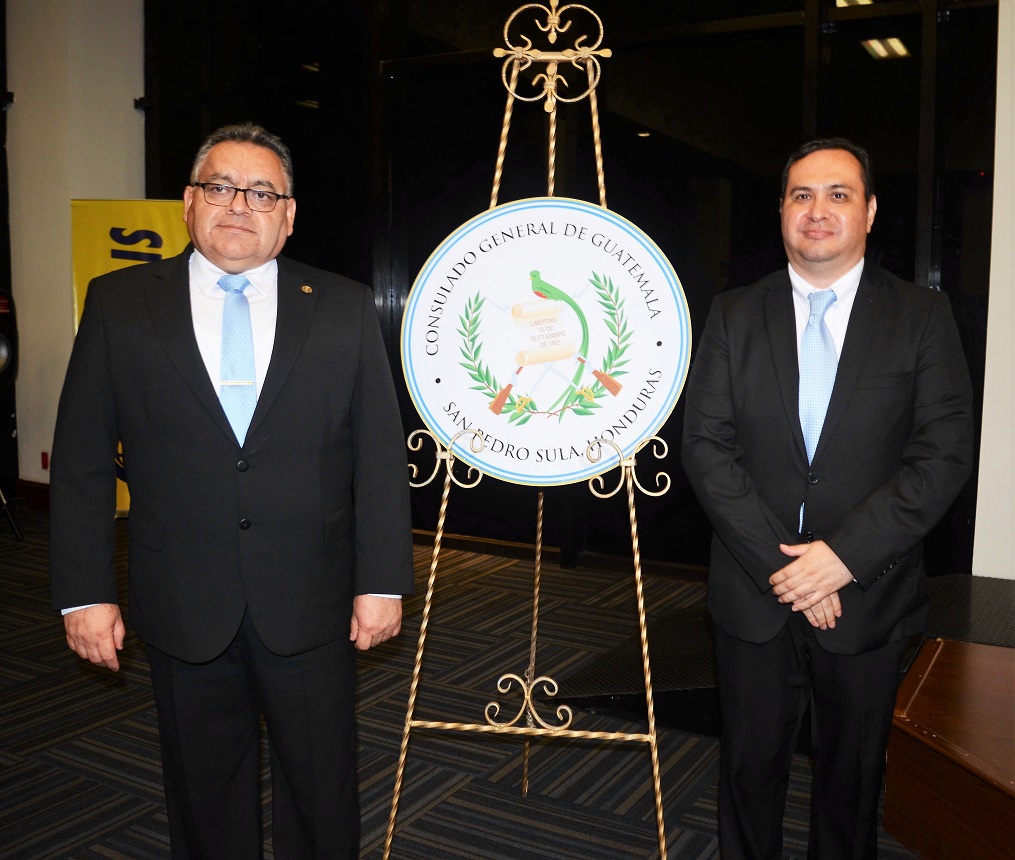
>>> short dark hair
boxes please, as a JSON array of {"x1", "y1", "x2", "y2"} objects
[
  {"x1": 190, "y1": 122, "x2": 294, "y2": 196},
  {"x1": 780, "y1": 137, "x2": 874, "y2": 202}
]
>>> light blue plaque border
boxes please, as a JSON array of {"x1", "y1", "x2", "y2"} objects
[{"x1": 401, "y1": 197, "x2": 692, "y2": 486}]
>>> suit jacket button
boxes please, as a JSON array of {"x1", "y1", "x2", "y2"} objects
[
  {"x1": 237, "y1": 460, "x2": 249, "y2": 472},
  {"x1": 239, "y1": 518, "x2": 251, "y2": 530},
  {"x1": 807, "y1": 473, "x2": 819, "y2": 485}
]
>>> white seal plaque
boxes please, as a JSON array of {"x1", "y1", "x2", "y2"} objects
[{"x1": 401, "y1": 197, "x2": 691, "y2": 486}]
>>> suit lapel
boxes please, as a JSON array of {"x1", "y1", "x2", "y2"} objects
[
  {"x1": 763, "y1": 272, "x2": 808, "y2": 461},
  {"x1": 812, "y1": 264, "x2": 883, "y2": 464},
  {"x1": 246, "y1": 258, "x2": 318, "y2": 439},
  {"x1": 147, "y1": 252, "x2": 321, "y2": 446},
  {"x1": 146, "y1": 250, "x2": 238, "y2": 441}
]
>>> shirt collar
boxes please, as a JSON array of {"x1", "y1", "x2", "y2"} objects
[
  {"x1": 788, "y1": 257, "x2": 864, "y2": 307},
  {"x1": 189, "y1": 249, "x2": 278, "y2": 300}
]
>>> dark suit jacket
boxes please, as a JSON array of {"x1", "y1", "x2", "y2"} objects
[
  {"x1": 50, "y1": 249, "x2": 414, "y2": 663},
  {"x1": 681, "y1": 259, "x2": 974, "y2": 655}
]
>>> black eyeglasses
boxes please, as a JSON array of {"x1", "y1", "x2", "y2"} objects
[{"x1": 191, "y1": 183, "x2": 291, "y2": 212}]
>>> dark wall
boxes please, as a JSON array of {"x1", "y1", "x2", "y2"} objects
[{"x1": 144, "y1": 0, "x2": 371, "y2": 282}]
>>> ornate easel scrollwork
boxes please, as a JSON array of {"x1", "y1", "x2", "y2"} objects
[
  {"x1": 406, "y1": 428, "x2": 486, "y2": 489},
  {"x1": 485, "y1": 672, "x2": 574, "y2": 731},
  {"x1": 494, "y1": 1, "x2": 612, "y2": 113},
  {"x1": 389, "y1": 5, "x2": 669, "y2": 856},
  {"x1": 587, "y1": 435, "x2": 671, "y2": 499}
]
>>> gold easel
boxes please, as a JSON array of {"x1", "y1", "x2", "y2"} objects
[{"x1": 385, "y1": 5, "x2": 670, "y2": 858}]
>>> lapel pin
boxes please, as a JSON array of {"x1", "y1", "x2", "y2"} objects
[{"x1": 301, "y1": 284, "x2": 313, "y2": 294}]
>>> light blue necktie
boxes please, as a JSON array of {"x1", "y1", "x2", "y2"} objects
[
  {"x1": 218, "y1": 274, "x2": 256, "y2": 444},
  {"x1": 799, "y1": 289, "x2": 838, "y2": 465}
]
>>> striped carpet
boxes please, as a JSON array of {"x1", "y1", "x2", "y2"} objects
[{"x1": 0, "y1": 508, "x2": 917, "y2": 859}]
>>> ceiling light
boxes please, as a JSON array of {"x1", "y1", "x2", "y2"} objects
[
  {"x1": 861, "y1": 37, "x2": 910, "y2": 60},
  {"x1": 837, "y1": 0, "x2": 873, "y2": 6}
]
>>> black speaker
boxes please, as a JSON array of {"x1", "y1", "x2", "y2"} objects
[{"x1": 0, "y1": 289, "x2": 16, "y2": 384}]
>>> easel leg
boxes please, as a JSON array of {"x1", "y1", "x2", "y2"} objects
[
  {"x1": 521, "y1": 490, "x2": 545, "y2": 797},
  {"x1": 624, "y1": 468, "x2": 667, "y2": 859},
  {"x1": 383, "y1": 469, "x2": 453, "y2": 860}
]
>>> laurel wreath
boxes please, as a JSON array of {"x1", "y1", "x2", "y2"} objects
[
  {"x1": 565, "y1": 271, "x2": 631, "y2": 417},
  {"x1": 458, "y1": 294, "x2": 536, "y2": 425},
  {"x1": 457, "y1": 273, "x2": 630, "y2": 422}
]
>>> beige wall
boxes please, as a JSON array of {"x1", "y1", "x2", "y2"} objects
[
  {"x1": 6, "y1": 0, "x2": 144, "y2": 485},
  {"x1": 974, "y1": 0, "x2": 1015, "y2": 579}
]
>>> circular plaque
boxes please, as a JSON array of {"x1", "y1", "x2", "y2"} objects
[{"x1": 401, "y1": 197, "x2": 691, "y2": 486}]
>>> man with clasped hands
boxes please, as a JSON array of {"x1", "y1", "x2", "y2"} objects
[{"x1": 682, "y1": 138, "x2": 973, "y2": 858}]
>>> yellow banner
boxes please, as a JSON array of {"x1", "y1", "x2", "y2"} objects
[
  {"x1": 71, "y1": 199, "x2": 189, "y2": 325},
  {"x1": 70, "y1": 199, "x2": 190, "y2": 511}
]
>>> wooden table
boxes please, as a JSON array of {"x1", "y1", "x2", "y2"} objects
[{"x1": 884, "y1": 637, "x2": 1015, "y2": 859}]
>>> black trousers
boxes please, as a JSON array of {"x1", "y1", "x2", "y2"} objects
[
  {"x1": 714, "y1": 615, "x2": 909, "y2": 860},
  {"x1": 147, "y1": 611, "x2": 359, "y2": 860}
]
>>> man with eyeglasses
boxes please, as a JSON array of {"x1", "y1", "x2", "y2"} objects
[{"x1": 50, "y1": 122, "x2": 413, "y2": 858}]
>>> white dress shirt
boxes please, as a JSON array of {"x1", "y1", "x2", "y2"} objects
[
  {"x1": 788, "y1": 257, "x2": 864, "y2": 360},
  {"x1": 790, "y1": 257, "x2": 864, "y2": 539},
  {"x1": 189, "y1": 251, "x2": 278, "y2": 397}
]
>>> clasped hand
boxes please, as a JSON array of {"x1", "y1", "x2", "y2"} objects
[{"x1": 769, "y1": 540, "x2": 854, "y2": 630}]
